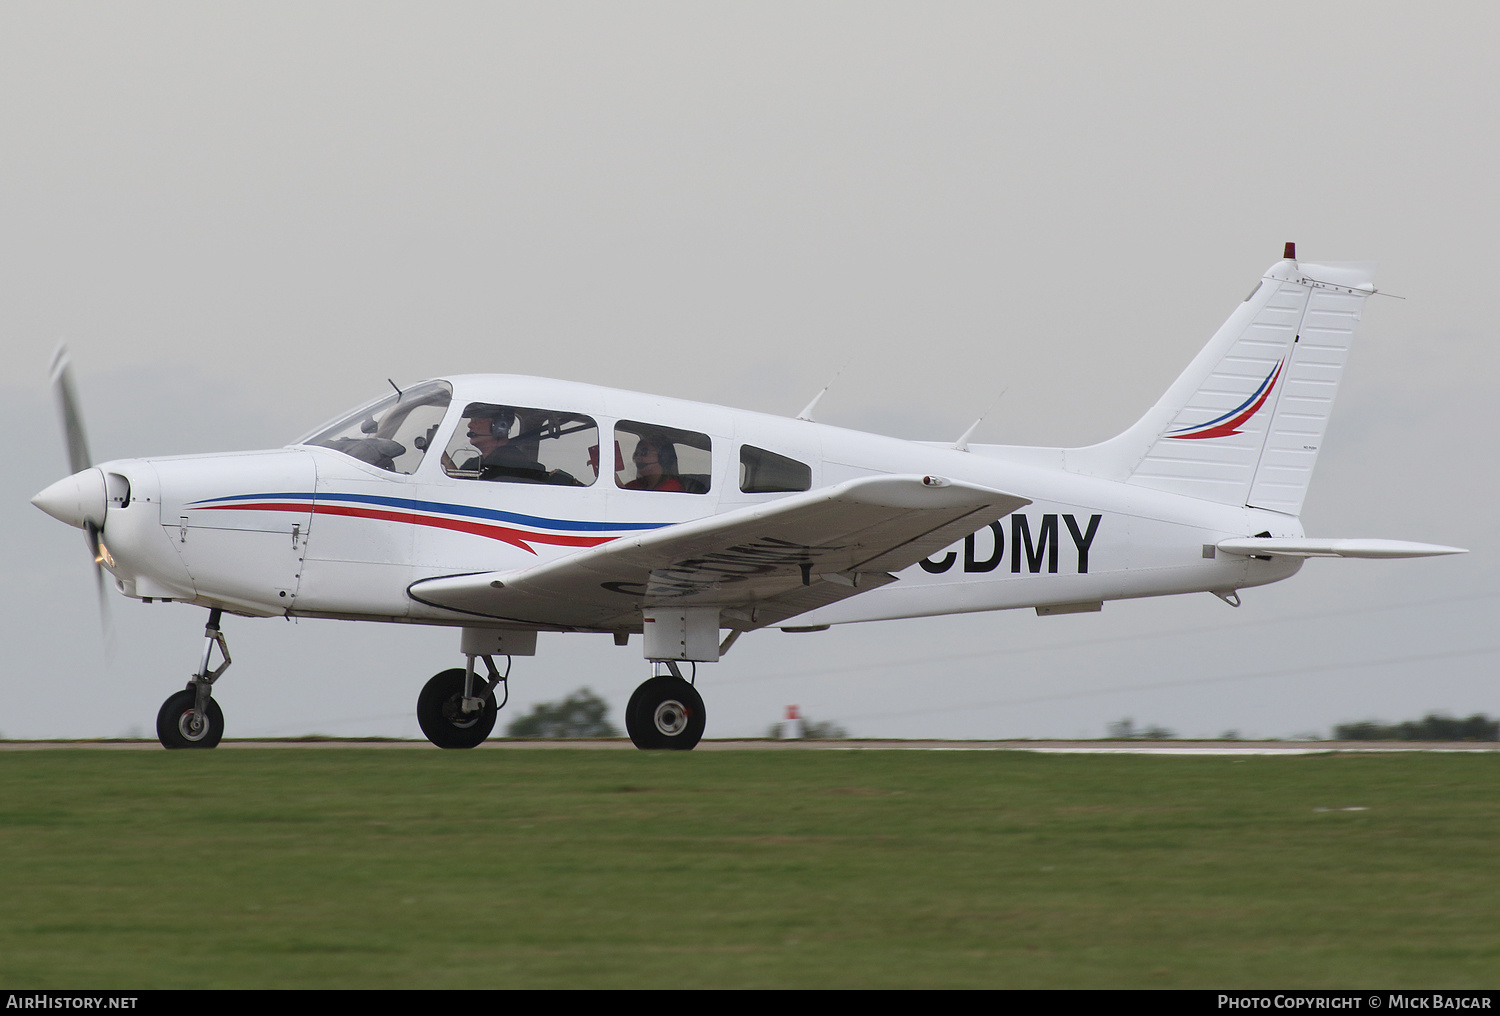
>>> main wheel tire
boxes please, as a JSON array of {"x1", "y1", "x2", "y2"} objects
[
  {"x1": 625, "y1": 676, "x2": 706, "y2": 750},
  {"x1": 417, "y1": 668, "x2": 498, "y2": 749},
  {"x1": 156, "y1": 689, "x2": 225, "y2": 749}
]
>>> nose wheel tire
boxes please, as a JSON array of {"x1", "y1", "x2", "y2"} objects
[
  {"x1": 156, "y1": 689, "x2": 225, "y2": 749},
  {"x1": 626, "y1": 676, "x2": 706, "y2": 750},
  {"x1": 417, "y1": 668, "x2": 498, "y2": 749}
]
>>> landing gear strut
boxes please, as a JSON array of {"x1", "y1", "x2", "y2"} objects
[
  {"x1": 626, "y1": 663, "x2": 706, "y2": 751},
  {"x1": 157, "y1": 608, "x2": 230, "y2": 749},
  {"x1": 417, "y1": 654, "x2": 507, "y2": 749}
]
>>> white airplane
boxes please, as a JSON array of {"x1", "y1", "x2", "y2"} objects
[{"x1": 32, "y1": 245, "x2": 1464, "y2": 750}]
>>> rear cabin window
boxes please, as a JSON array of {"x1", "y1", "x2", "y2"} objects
[
  {"x1": 739, "y1": 445, "x2": 812, "y2": 493},
  {"x1": 614, "y1": 421, "x2": 711, "y2": 494},
  {"x1": 443, "y1": 403, "x2": 599, "y2": 486}
]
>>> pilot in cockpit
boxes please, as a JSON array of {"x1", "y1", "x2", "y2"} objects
[{"x1": 454, "y1": 403, "x2": 580, "y2": 485}]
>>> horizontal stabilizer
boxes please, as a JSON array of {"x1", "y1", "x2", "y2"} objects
[{"x1": 1216, "y1": 538, "x2": 1467, "y2": 559}]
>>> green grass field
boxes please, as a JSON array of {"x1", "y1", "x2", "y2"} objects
[{"x1": 0, "y1": 748, "x2": 1495, "y2": 988}]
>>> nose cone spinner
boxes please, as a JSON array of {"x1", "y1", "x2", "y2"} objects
[{"x1": 32, "y1": 468, "x2": 107, "y2": 531}]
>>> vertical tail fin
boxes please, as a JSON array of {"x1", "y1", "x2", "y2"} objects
[{"x1": 1074, "y1": 250, "x2": 1377, "y2": 516}]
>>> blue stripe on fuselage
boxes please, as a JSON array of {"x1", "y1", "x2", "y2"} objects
[{"x1": 188, "y1": 492, "x2": 666, "y2": 533}]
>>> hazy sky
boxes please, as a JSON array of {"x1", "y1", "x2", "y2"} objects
[{"x1": 3, "y1": 3, "x2": 1495, "y2": 740}]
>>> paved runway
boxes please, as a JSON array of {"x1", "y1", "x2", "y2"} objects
[{"x1": 2, "y1": 738, "x2": 1496, "y2": 753}]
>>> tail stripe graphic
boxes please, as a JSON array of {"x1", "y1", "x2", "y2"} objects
[
  {"x1": 1166, "y1": 359, "x2": 1284, "y2": 439},
  {"x1": 1069, "y1": 255, "x2": 1375, "y2": 514}
]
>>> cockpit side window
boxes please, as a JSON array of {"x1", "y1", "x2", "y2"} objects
[
  {"x1": 443, "y1": 404, "x2": 598, "y2": 486},
  {"x1": 302, "y1": 381, "x2": 453, "y2": 475},
  {"x1": 615, "y1": 421, "x2": 711, "y2": 494},
  {"x1": 739, "y1": 445, "x2": 812, "y2": 493}
]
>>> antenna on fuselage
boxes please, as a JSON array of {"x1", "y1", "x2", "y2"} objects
[
  {"x1": 795, "y1": 359, "x2": 852, "y2": 422},
  {"x1": 953, "y1": 389, "x2": 1007, "y2": 452}
]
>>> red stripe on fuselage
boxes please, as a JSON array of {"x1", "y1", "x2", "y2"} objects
[
  {"x1": 200, "y1": 502, "x2": 311, "y2": 515},
  {"x1": 193, "y1": 501, "x2": 616, "y2": 554}
]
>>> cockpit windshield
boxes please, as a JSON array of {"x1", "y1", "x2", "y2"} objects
[{"x1": 301, "y1": 381, "x2": 453, "y2": 474}]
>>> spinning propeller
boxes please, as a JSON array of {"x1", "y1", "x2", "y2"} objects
[{"x1": 37, "y1": 345, "x2": 113, "y2": 634}]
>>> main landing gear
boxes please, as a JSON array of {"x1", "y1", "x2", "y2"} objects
[
  {"x1": 625, "y1": 663, "x2": 706, "y2": 751},
  {"x1": 417, "y1": 655, "x2": 507, "y2": 749},
  {"x1": 157, "y1": 608, "x2": 230, "y2": 749},
  {"x1": 410, "y1": 627, "x2": 712, "y2": 751}
]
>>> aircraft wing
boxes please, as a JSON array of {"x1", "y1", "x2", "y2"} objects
[
  {"x1": 1216, "y1": 538, "x2": 1467, "y2": 559},
  {"x1": 408, "y1": 474, "x2": 1029, "y2": 631}
]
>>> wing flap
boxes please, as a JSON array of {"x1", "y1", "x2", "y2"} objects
[{"x1": 409, "y1": 474, "x2": 1028, "y2": 629}]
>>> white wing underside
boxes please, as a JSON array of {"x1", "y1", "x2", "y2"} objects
[{"x1": 408, "y1": 475, "x2": 1030, "y2": 631}]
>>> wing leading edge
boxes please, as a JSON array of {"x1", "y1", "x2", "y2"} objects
[{"x1": 408, "y1": 474, "x2": 1030, "y2": 631}]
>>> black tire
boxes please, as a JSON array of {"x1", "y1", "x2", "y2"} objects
[
  {"x1": 417, "y1": 668, "x2": 497, "y2": 749},
  {"x1": 156, "y1": 689, "x2": 225, "y2": 749},
  {"x1": 625, "y1": 676, "x2": 705, "y2": 750}
]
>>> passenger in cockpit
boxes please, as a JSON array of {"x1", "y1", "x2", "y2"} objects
[{"x1": 624, "y1": 433, "x2": 685, "y2": 492}]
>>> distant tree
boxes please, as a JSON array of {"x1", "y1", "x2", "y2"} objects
[
  {"x1": 765, "y1": 716, "x2": 849, "y2": 739},
  {"x1": 1333, "y1": 713, "x2": 1498, "y2": 741},
  {"x1": 800, "y1": 718, "x2": 848, "y2": 739},
  {"x1": 505, "y1": 688, "x2": 620, "y2": 738},
  {"x1": 1106, "y1": 717, "x2": 1174, "y2": 740}
]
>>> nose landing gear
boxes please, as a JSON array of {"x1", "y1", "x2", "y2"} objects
[
  {"x1": 157, "y1": 608, "x2": 231, "y2": 749},
  {"x1": 157, "y1": 689, "x2": 224, "y2": 748}
]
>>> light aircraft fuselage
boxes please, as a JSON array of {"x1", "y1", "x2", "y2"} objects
[
  {"x1": 78, "y1": 378, "x2": 1305, "y2": 627},
  {"x1": 31, "y1": 248, "x2": 1464, "y2": 749}
]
